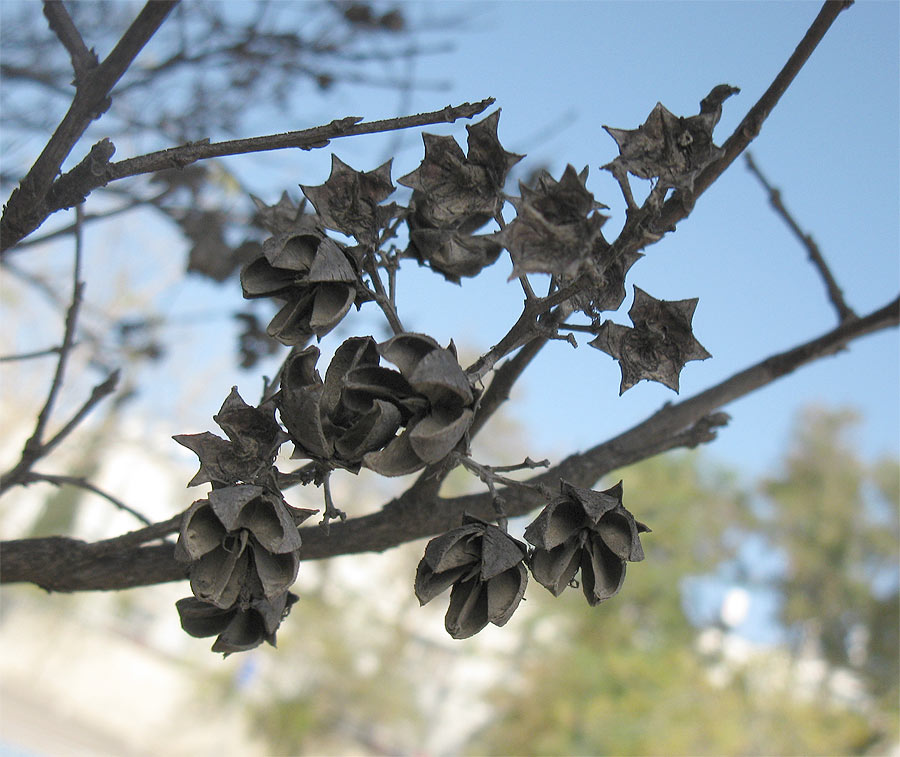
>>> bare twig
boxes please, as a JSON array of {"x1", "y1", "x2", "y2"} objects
[
  {"x1": 0, "y1": 346, "x2": 66, "y2": 363},
  {"x1": 1, "y1": 100, "x2": 494, "y2": 256},
  {"x1": 4, "y1": 293, "x2": 895, "y2": 590},
  {"x1": 364, "y1": 259, "x2": 405, "y2": 335},
  {"x1": 3, "y1": 205, "x2": 86, "y2": 486},
  {"x1": 745, "y1": 152, "x2": 856, "y2": 322},
  {"x1": 13, "y1": 189, "x2": 173, "y2": 250},
  {"x1": 43, "y1": 1, "x2": 98, "y2": 84},
  {"x1": 320, "y1": 473, "x2": 347, "y2": 532},
  {"x1": 97, "y1": 513, "x2": 182, "y2": 551},
  {"x1": 18, "y1": 471, "x2": 152, "y2": 526},
  {"x1": 25, "y1": 99, "x2": 495, "y2": 232},
  {"x1": 1, "y1": 0, "x2": 179, "y2": 252},
  {"x1": 0, "y1": 205, "x2": 122, "y2": 493},
  {"x1": 0, "y1": 369, "x2": 120, "y2": 495}
]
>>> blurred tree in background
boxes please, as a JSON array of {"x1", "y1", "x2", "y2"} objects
[{"x1": 470, "y1": 408, "x2": 897, "y2": 756}]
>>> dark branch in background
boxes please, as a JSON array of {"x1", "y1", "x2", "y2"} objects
[
  {"x1": 0, "y1": 0, "x2": 179, "y2": 251},
  {"x1": 0, "y1": 207, "x2": 119, "y2": 495},
  {"x1": 42, "y1": 0, "x2": 98, "y2": 84},
  {"x1": 745, "y1": 152, "x2": 856, "y2": 322},
  {"x1": 0, "y1": 346, "x2": 66, "y2": 363},
  {"x1": 16, "y1": 472, "x2": 152, "y2": 526},
  {"x1": 3, "y1": 295, "x2": 896, "y2": 591},
  {"x1": 11, "y1": 188, "x2": 172, "y2": 250},
  {"x1": 1, "y1": 99, "x2": 494, "y2": 253}
]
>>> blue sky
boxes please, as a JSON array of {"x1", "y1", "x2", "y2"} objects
[{"x1": 4, "y1": 1, "x2": 897, "y2": 484}]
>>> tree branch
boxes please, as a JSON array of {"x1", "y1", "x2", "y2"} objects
[
  {"x1": 43, "y1": 0, "x2": 98, "y2": 84},
  {"x1": 0, "y1": 0, "x2": 178, "y2": 252},
  {"x1": 1, "y1": 98, "x2": 494, "y2": 254},
  {"x1": 653, "y1": 0, "x2": 854, "y2": 235},
  {"x1": 465, "y1": 0, "x2": 854, "y2": 384},
  {"x1": 0, "y1": 346, "x2": 66, "y2": 363},
  {"x1": 0, "y1": 369, "x2": 120, "y2": 495},
  {"x1": 0, "y1": 205, "x2": 87, "y2": 492},
  {"x1": 745, "y1": 152, "x2": 856, "y2": 322},
  {"x1": 0, "y1": 205, "x2": 119, "y2": 493},
  {"x1": 4, "y1": 294, "x2": 895, "y2": 590},
  {"x1": 17, "y1": 471, "x2": 153, "y2": 526}
]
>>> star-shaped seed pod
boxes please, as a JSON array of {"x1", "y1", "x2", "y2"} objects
[
  {"x1": 415, "y1": 515, "x2": 528, "y2": 639},
  {"x1": 250, "y1": 192, "x2": 311, "y2": 236},
  {"x1": 603, "y1": 84, "x2": 740, "y2": 208},
  {"x1": 525, "y1": 481, "x2": 649, "y2": 606},
  {"x1": 301, "y1": 156, "x2": 399, "y2": 247},
  {"x1": 590, "y1": 286, "x2": 711, "y2": 393},
  {"x1": 241, "y1": 226, "x2": 368, "y2": 344},
  {"x1": 175, "y1": 485, "x2": 313, "y2": 608},
  {"x1": 399, "y1": 110, "x2": 523, "y2": 230},
  {"x1": 501, "y1": 164, "x2": 609, "y2": 279},
  {"x1": 176, "y1": 591, "x2": 297, "y2": 655},
  {"x1": 173, "y1": 388, "x2": 287, "y2": 487}
]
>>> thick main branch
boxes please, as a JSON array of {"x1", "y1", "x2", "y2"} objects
[{"x1": 3, "y1": 295, "x2": 895, "y2": 591}]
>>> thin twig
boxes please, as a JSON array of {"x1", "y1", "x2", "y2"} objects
[
  {"x1": 457, "y1": 455, "x2": 546, "y2": 493},
  {"x1": 558, "y1": 322, "x2": 598, "y2": 334},
  {"x1": 19, "y1": 471, "x2": 152, "y2": 526},
  {"x1": 96, "y1": 513, "x2": 182, "y2": 550},
  {"x1": 2, "y1": 98, "x2": 493, "y2": 254},
  {"x1": 13, "y1": 190, "x2": 171, "y2": 249},
  {"x1": 0, "y1": 370, "x2": 121, "y2": 495},
  {"x1": 0, "y1": 205, "x2": 122, "y2": 494},
  {"x1": 43, "y1": 1, "x2": 98, "y2": 84},
  {"x1": 59, "y1": 100, "x2": 496, "y2": 218},
  {"x1": 16, "y1": 205, "x2": 86, "y2": 465},
  {"x1": 490, "y1": 457, "x2": 551, "y2": 474},
  {"x1": 364, "y1": 259, "x2": 405, "y2": 335},
  {"x1": 0, "y1": 346, "x2": 66, "y2": 363},
  {"x1": 320, "y1": 472, "x2": 347, "y2": 532},
  {"x1": 745, "y1": 152, "x2": 856, "y2": 322}
]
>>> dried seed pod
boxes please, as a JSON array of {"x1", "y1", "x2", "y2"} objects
[
  {"x1": 416, "y1": 515, "x2": 528, "y2": 639},
  {"x1": 301, "y1": 155, "x2": 398, "y2": 247},
  {"x1": 603, "y1": 84, "x2": 739, "y2": 207},
  {"x1": 400, "y1": 111, "x2": 523, "y2": 281},
  {"x1": 177, "y1": 591, "x2": 298, "y2": 655},
  {"x1": 240, "y1": 226, "x2": 367, "y2": 344},
  {"x1": 173, "y1": 388, "x2": 286, "y2": 487},
  {"x1": 525, "y1": 481, "x2": 649, "y2": 606},
  {"x1": 502, "y1": 164, "x2": 609, "y2": 279},
  {"x1": 590, "y1": 286, "x2": 710, "y2": 393},
  {"x1": 175, "y1": 485, "x2": 308, "y2": 608}
]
